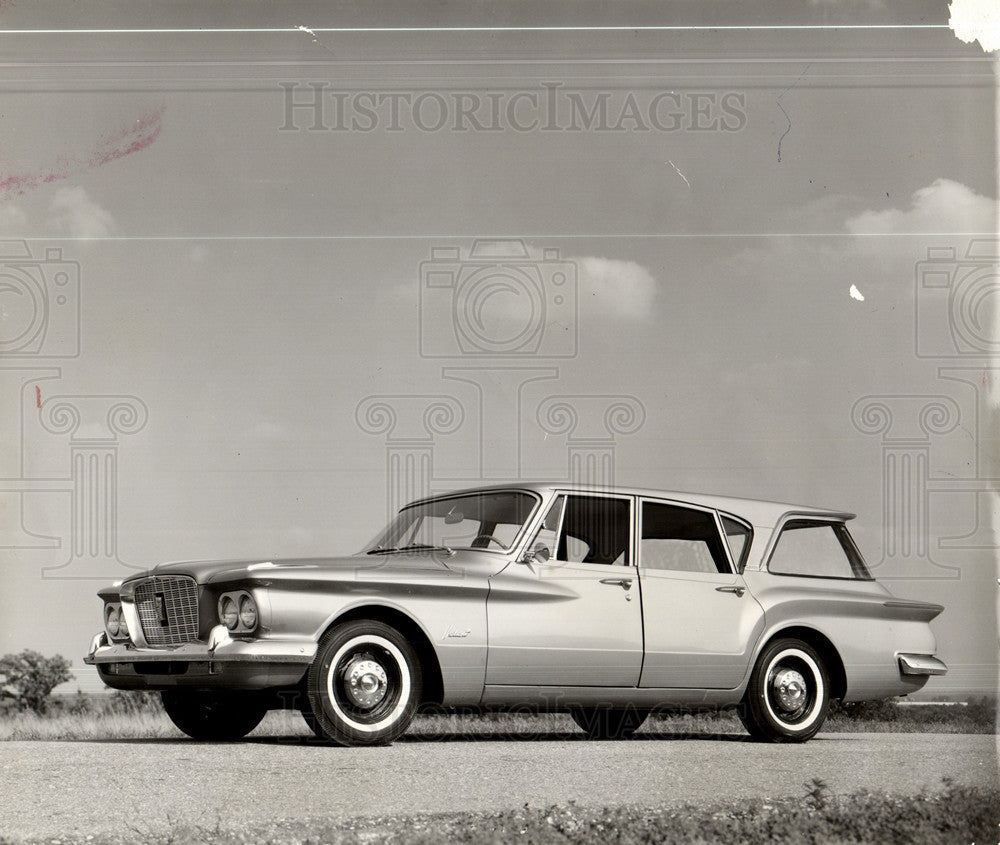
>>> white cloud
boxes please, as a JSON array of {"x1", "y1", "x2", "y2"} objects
[
  {"x1": 0, "y1": 203, "x2": 28, "y2": 235},
  {"x1": 46, "y1": 186, "x2": 117, "y2": 238},
  {"x1": 575, "y1": 256, "x2": 657, "y2": 321},
  {"x1": 189, "y1": 244, "x2": 211, "y2": 264},
  {"x1": 845, "y1": 178, "x2": 997, "y2": 235},
  {"x1": 949, "y1": 0, "x2": 1000, "y2": 53}
]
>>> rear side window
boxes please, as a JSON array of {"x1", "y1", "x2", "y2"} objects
[
  {"x1": 768, "y1": 520, "x2": 872, "y2": 580},
  {"x1": 640, "y1": 502, "x2": 731, "y2": 574}
]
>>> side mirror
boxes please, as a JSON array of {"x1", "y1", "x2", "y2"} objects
[{"x1": 520, "y1": 543, "x2": 551, "y2": 566}]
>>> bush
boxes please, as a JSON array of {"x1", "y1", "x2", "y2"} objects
[{"x1": 0, "y1": 651, "x2": 72, "y2": 714}]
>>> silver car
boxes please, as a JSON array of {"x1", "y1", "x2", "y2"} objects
[{"x1": 85, "y1": 484, "x2": 947, "y2": 745}]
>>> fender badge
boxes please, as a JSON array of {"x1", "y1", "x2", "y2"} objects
[{"x1": 446, "y1": 626, "x2": 471, "y2": 639}]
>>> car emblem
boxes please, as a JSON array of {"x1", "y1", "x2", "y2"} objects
[{"x1": 446, "y1": 626, "x2": 471, "y2": 639}]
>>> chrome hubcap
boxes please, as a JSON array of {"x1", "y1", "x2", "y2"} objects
[
  {"x1": 772, "y1": 667, "x2": 808, "y2": 713},
  {"x1": 343, "y1": 657, "x2": 388, "y2": 708}
]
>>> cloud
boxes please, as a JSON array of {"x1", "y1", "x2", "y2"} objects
[
  {"x1": 189, "y1": 244, "x2": 211, "y2": 264},
  {"x1": 575, "y1": 256, "x2": 656, "y2": 320},
  {"x1": 0, "y1": 203, "x2": 28, "y2": 235},
  {"x1": 46, "y1": 186, "x2": 117, "y2": 238},
  {"x1": 949, "y1": 0, "x2": 1000, "y2": 53},
  {"x1": 845, "y1": 178, "x2": 997, "y2": 235}
]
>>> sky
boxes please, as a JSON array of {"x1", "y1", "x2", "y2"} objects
[{"x1": 0, "y1": 1, "x2": 996, "y2": 696}]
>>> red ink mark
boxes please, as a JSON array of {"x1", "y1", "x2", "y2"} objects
[
  {"x1": 35, "y1": 385, "x2": 41, "y2": 409},
  {"x1": 0, "y1": 103, "x2": 165, "y2": 200}
]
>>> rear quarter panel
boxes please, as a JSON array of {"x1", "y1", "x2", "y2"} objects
[{"x1": 743, "y1": 571, "x2": 939, "y2": 700}]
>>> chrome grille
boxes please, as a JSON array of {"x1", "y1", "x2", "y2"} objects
[{"x1": 133, "y1": 575, "x2": 199, "y2": 646}]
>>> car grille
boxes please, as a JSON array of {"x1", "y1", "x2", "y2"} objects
[{"x1": 133, "y1": 575, "x2": 199, "y2": 646}]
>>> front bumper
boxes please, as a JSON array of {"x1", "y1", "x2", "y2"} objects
[
  {"x1": 84, "y1": 626, "x2": 316, "y2": 690},
  {"x1": 898, "y1": 653, "x2": 948, "y2": 676}
]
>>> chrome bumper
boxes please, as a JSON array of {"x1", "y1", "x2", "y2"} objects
[
  {"x1": 898, "y1": 653, "x2": 948, "y2": 676},
  {"x1": 84, "y1": 626, "x2": 317, "y2": 690},
  {"x1": 85, "y1": 626, "x2": 316, "y2": 667}
]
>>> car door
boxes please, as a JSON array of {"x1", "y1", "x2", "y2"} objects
[
  {"x1": 636, "y1": 498, "x2": 765, "y2": 689},
  {"x1": 485, "y1": 492, "x2": 644, "y2": 687}
]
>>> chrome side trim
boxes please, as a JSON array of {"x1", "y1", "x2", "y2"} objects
[{"x1": 897, "y1": 653, "x2": 948, "y2": 676}]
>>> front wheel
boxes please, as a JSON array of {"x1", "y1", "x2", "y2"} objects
[
  {"x1": 161, "y1": 690, "x2": 268, "y2": 740},
  {"x1": 306, "y1": 620, "x2": 422, "y2": 746},
  {"x1": 740, "y1": 638, "x2": 830, "y2": 743},
  {"x1": 570, "y1": 706, "x2": 647, "y2": 739}
]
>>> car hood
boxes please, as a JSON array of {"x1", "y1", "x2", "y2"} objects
[{"x1": 122, "y1": 549, "x2": 510, "y2": 585}]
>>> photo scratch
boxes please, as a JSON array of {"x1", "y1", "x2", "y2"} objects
[
  {"x1": 666, "y1": 160, "x2": 691, "y2": 188},
  {"x1": 776, "y1": 62, "x2": 812, "y2": 163}
]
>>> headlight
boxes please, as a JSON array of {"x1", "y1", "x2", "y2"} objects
[
  {"x1": 238, "y1": 595, "x2": 258, "y2": 629},
  {"x1": 105, "y1": 603, "x2": 121, "y2": 637},
  {"x1": 219, "y1": 595, "x2": 239, "y2": 630},
  {"x1": 118, "y1": 611, "x2": 129, "y2": 638}
]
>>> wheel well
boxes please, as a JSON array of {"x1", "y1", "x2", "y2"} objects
[
  {"x1": 326, "y1": 606, "x2": 445, "y2": 706},
  {"x1": 762, "y1": 627, "x2": 848, "y2": 701}
]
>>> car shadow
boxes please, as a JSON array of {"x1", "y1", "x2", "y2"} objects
[
  {"x1": 241, "y1": 730, "x2": 756, "y2": 745},
  {"x1": 77, "y1": 730, "x2": 862, "y2": 746}
]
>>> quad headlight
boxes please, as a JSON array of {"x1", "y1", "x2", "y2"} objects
[
  {"x1": 217, "y1": 591, "x2": 258, "y2": 633},
  {"x1": 239, "y1": 594, "x2": 258, "y2": 629},
  {"x1": 103, "y1": 602, "x2": 129, "y2": 642},
  {"x1": 105, "y1": 603, "x2": 120, "y2": 637}
]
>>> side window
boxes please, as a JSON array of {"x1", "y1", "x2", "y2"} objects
[
  {"x1": 768, "y1": 520, "x2": 872, "y2": 579},
  {"x1": 721, "y1": 516, "x2": 752, "y2": 572},
  {"x1": 640, "y1": 502, "x2": 731, "y2": 574},
  {"x1": 552, "y1": 496, "x2": 631, "y2": 566}
]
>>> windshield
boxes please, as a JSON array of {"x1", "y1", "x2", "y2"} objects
[{"x1": 363, "y1": 491, "x2": 540, "y2": 554}]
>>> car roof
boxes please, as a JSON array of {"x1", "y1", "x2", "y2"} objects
[{"x1": 410, "y1": 482, "x2": 855, "y2": 528}]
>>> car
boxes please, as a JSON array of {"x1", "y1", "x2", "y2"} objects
[{"x1": 85, "y1": 483, "x2": 947, "y2": 745}]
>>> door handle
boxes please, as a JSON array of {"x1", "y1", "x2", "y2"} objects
[
  {"x1": 600, "y1": 578, "x2": 633, "y2": 590},
  {"x1": 715, "y1": 585, "x2": 746, "y2": 597}
]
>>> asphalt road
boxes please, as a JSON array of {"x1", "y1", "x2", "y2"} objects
[{"x1": 1, "y1": 732, "x2": 996, "y2": 841}]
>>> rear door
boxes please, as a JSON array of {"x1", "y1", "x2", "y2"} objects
[{"x1": 637, "y1": 498, "x2": 765, "y2": 689}]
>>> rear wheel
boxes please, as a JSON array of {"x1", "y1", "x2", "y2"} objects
[
  {"x1": 161, "y1": 690, "x2": 268, "y2": 740},
  {"x1": 740, "y1": 638, "x2": 830, "y2": 743},
  {"x1": 306, "y1": 620, "x2": 422, "y2": 746},
  {"x1": 570, "y1": 706, "x2": 647, "y2": 739}
]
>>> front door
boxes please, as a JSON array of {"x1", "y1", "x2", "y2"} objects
[{"x1": 485, "y1": 493, "x2": 643, "y2": 687}]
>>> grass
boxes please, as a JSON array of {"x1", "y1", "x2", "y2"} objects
[
  {"x1": 0, "y1": 692, "x2": 995, "y2": 741},
  {"x1": 3, "y1": 781, "x2": 997, "y2": 844}
]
